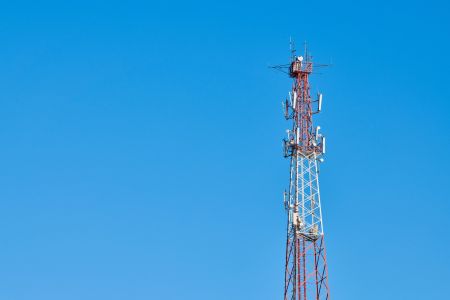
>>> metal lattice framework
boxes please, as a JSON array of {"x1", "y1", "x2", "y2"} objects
[{"x1": 281, "y1": 45, "x2": 330, "y2": 300}]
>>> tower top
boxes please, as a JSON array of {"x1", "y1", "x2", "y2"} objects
[{"x1": 289, "y1": 41, "x2": 313, "y2": 77}]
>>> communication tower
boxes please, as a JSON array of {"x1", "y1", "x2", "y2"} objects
[{"x1": 280, "y1": 43, "x2": 330, "y2": 300}]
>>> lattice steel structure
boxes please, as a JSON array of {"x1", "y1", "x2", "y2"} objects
[{"x1": 281, "y1": 45, "x2": 330, "y2": 300}]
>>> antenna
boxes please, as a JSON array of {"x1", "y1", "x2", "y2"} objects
[
  {"x1": 290, "y1": 37, "x2": 296, "y2": 61},
  {"x1": 318, "y1": 93, "x2": 323, "y2": 112},
  {"x1": 304, "y1": 40, "x2": 308, "y2": 63}
]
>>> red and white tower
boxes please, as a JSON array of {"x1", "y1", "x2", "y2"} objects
[{"x1": 281, "y1": 44, "x2": 330, "y2": 300}]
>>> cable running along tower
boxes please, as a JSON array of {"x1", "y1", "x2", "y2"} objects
[{"x1": 281, "y1": 44, "x2": 330, "y2": 300}]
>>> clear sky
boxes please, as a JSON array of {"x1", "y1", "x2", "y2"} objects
[{"x1": 0, "y1": 1, "x2": 449, "y2": 299}]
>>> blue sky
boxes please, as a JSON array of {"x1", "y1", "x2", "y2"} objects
[{"x1": 0, "y1": 0, "x2": 449, "y2": 299}]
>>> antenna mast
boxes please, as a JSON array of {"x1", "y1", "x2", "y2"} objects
[{"x1": 281, "y1": 42, "x2": 330, "y2": 300}]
